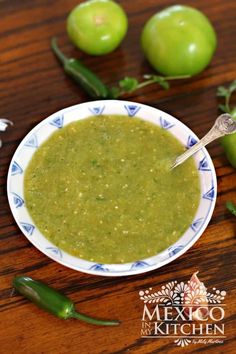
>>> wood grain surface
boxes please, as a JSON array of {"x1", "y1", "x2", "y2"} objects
[{"x1": 0, "y1": 1, "x2": 235, "y2": 353}]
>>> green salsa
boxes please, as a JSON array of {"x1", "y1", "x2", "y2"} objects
[{"x1": 24, "y1": 115, "x2": 200, "y2": 263}]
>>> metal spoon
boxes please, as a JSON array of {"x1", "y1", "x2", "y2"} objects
[{"x1": 171, "y1": 113, "x2": 236, "y2": 169}]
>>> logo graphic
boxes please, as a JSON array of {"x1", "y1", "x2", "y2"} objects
[{"x1": 139, "y1": 272, "x2": 226, "y2": 347}]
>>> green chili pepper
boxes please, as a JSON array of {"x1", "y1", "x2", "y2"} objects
[
  {"x1": 13, "y1": 276, "x2": 120, "y2": 326},
  {"x1": 217, "y1": 80, "x2": 236, "y2": 168},
  {"x1": 51, "y1": 37, "x2": 110, "y2": 99}
]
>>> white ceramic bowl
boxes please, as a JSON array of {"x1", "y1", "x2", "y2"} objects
[{"x1": 7, "y1": 100, "x2": 217, "y2": 276}]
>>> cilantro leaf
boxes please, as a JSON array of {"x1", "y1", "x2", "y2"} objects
[
  {"x1": 228, "y1": 80, "x2": 236, "y2": 93},
  {"x1": 119, "y1": 77, "x2": 139, "y2": 92},
  {"x1": 226, "y1": 201, "x2": 236, "y2": 216},
  {"x1": 217, "y1": 80, "x2": 236, "y2": 115},
  {"x1": 218, "y1": 104, "x2": 230, "y2": 113},
  {"x1": 217, "y1": 86, "x2": 229, "y2": 97}
]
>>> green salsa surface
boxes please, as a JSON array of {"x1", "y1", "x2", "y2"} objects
[{"x1": 24, "y1": 115, "x2": 200, "y2": 263}]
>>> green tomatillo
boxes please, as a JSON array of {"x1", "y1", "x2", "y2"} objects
[
  {"x1": 67, "y1": 0, "x2": 128, "y2": 55},
  {"x1": 141, "y1": 5, "x2": 217, "y2": 76},
  {"x1": 217, "y1": 80, "x2": 236, "y2": 168}
]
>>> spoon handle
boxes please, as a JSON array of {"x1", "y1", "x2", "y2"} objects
[{"x1": 171, "y1": 113, "x2": 236, "y2": 169}]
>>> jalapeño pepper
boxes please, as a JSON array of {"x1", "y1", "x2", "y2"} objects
[
  {"x1": 13, "y1": 276, "x2": 120, "y2": 326},
  {"x1": 51, "y1": 37, "x2": 110, "y2": 99}
]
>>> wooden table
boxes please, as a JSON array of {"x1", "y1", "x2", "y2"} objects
[{"x1": 0, "y1": 1, "x2": 235, "y2": 353}]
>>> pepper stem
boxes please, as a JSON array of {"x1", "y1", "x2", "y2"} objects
[
  {"x1": 51, "y1": 37, "x2": 68, "y2": 65},
  {"x1": 71, "y1": 310, "x2": 120, "y2": 326}
]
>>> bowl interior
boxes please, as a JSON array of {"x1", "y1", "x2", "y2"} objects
[{"x1": 7, "y1": 100, "x2": 217, "y2": 276}]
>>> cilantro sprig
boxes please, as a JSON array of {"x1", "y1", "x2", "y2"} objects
[
  {"x1": 110, "y1": 74, "x2": 191, "y2": 98},
  {"x1": 217, "y1": 80, "x2": 236, "y2": 116}
]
